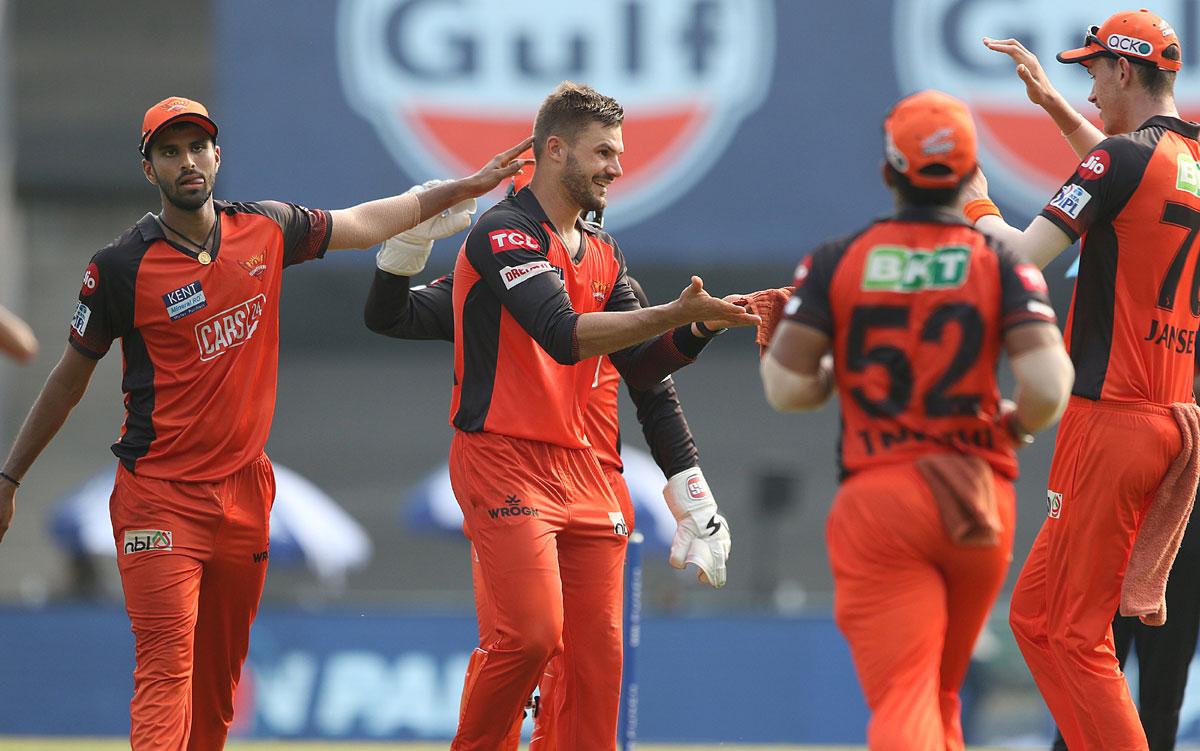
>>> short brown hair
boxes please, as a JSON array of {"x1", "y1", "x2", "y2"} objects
[
  {"x1": 532, "y1": 82, "x2": 624, "y2": 159},
  {"x1": 1134, "y1": 44, "x2": 1180, "y2": 97}
]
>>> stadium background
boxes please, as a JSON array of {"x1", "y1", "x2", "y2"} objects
[{"x1": 3, "y1": 0, "x2": 1200, "y2": 746}]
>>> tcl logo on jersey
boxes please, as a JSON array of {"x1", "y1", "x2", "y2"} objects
[
  {"x1": 489, "y1": 230, "x2": 540, "y2": 254},
  {"x1": 1046, "y1": 490, "x2": 1063, "y2": 519},
  {"x1": 893, "y1": 0, "x2": 1200, "y2": 213},
  {"x1": 1077, "y1": 150, "x2": 1110, "y2": 180},
  {"x1": 337, "y1": 0, "x2": 774, "y2": 231},
  {"x1": 687, "y1": 475, "x2": 708, "y2": 500},
  {"x1": 862, "y1": 244, "x2": 970, "y2": 292},
  {"x1": 194, "y1": 294, "x2": 266, "y2": 362},
  {"x1": 1049, "y1": 184, "x2": 1091, "y2": 220},
  {"x1": 80, "y1": 263, "x2": 99, "y2": 297},
  {"x1": 1015, "y1": 264, "x2": 1048, "y2": 294},
  {"x1": 123, "y1": 529, "x2": 173, "y2": 555},
  {"x1": 1176, "y1": 154, "x2": 1200, "y2": 197},
  {"x1": 500, "y1": 260, "x2": 555, "y2": 290}
]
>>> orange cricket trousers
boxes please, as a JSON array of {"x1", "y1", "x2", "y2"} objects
[
  {"x1": 450, "y1": 431, "x2": 629, "y2": 751},
  {"x1": 110, "y1": 454, "x2": 275, "y2": 751},
  {"x1": 827, "y1": 461, "x2": 1015, "y2": 751},
  {"x1": 1010, "y1": 397, "x2": 1182, "y2": 751}
]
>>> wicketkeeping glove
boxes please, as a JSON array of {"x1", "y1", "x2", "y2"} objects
[
  {"x1": 742, "y1": 286, "x2": 795, "y2": 356},
  {"x1": 663, "y1": 467, "x2": 731, "y2": 588},
  {"x1": 376, "y1": 179, "x2": 477, "y2": 276}
]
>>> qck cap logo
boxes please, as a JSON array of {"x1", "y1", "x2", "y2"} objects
[
  {"x1": 194, "y1": 294, "x2": 266, "y2": 361},
  {"x1": 337, "y1": 0, "x2": 775, "y2": 231},
  {"x1": 1046, "y1": 490, "x2": 1063, "y2": 519},
  {"x1": 124, "y1": 529, "x2": 173, "y2": 554},
  {"x1": 894, "y1": 0, "x2": 1200, "y2": 213},
  {"x1": 1107, "y1": 34, "x2": 1153, "y2": 57}
]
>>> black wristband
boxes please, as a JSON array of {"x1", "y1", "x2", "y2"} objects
[
  {"x1": 0, "y1": 470, "x2": 21, "y2": 488},
  {"x1": 694, "y1": 320, "x2": 726, "y2": 338}
]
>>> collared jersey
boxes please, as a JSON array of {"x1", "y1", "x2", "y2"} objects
[
  {"x1": 786, "y1": 207, "x2": 1056, "y2": 479},
  {"x1": 1041, "y1": 116, "x2": 1200, "y2": 404},
  {"x1": 69, "y1": 200, "x2": 331, "y2": 481},
  {"x1": 450, "y1": 188, "x2": 637, "y2": 449}
]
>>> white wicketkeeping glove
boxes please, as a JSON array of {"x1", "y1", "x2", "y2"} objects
[
  {"x1": 376, "y1": 179, "x2": 477, "y2": 276},
  {"x1": 663, "y1": 467, "x2": 731, "y2": 588}
]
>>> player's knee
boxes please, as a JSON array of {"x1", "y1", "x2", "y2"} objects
[{"x1": 507, "y1": 623, "x2": 561, "y2": 667}]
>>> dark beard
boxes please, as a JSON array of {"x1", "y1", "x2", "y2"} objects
[
  {"x1": 156, "y1": 168, "x2": 215, "y2": 211},
  {"x1": 562, "y1": 153, "x2": 605, "y2": 213}
]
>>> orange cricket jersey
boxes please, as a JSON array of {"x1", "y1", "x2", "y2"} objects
[
  {"x1": 584, "y1": 356, "x2": 623, "y2": 471},
  {"x1": 785, "y1": 207, "x2": 1056, "y2": 479},
  {"x1": 1041, "y1": 116, "x2": 1200, "y2": 405},
  {"x1": 450, "y1": 188, "x2": 625, "y2": 449},
  {"x1": 69, "y1": 201, "x2": 331, "y2": 481}
]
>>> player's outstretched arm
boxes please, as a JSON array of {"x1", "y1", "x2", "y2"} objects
[
  {"x1": 0, "y1": 304, "x2": 38, "y2": 364},
  {"x1": 0, "y1": 346, "x2": 98, "y2": 543},
  {"x1": 327, "y1": 137, "x2": 533, "y2": 250},
  {"x1": 959, "y1": 170, "x2": 1074, "y2": 269},
  {"x1": 983, "y1": 37, "x2": 1105, "y2": 158},
  {"x1": 575, "y1": 277, "x2": 758, "y2": 361},
  {"x1": 364, "y1": 271, "x2": 455, "y2": 341}
]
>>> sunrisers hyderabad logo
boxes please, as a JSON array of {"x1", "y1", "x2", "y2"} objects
[
  {"x1": 894, "y1": 0, "x2": 1200, "y2": 213},
  {"x1": 336, "y1": 0, "x2": 774, "y2": 231}
]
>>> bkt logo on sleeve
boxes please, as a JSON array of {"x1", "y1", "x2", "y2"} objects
[
  {"x1": 894, "y1": 0, "x2": 1200, "y2": 213},
  {"x1": 337, "y1": 0, "x2": 774, "y2": 231}
]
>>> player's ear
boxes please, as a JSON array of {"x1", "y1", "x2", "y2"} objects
[
  {"x1": 141, "y1": 157, "x2": 158, "y2": 187},
  {"x1": 213, "y1": 143, "x2": 220, "y2": 172},
  {"x1": 546, "y1": 135, "x2": 566, "y2": 163}
]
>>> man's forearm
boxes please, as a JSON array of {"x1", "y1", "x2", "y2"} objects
[
  {"x1": 3, "y1": 360, "x2": 93, "y2": 478},
  {"x1": 575, "y1": 304, "x2": 686, "y2": 361}
]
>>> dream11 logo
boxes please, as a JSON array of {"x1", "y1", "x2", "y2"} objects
[
  {"x1": 336, "y1": 0, "x2": 774, "y2": 231},
  {"x1": 894, "y1": 0, "x2": 1200, "y2": 214}
]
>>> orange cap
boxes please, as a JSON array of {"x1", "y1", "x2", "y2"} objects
[
  {"x1": 883, "y1": 90, "x2": 978, "y2": 189},
  {"x1": 139, "y1": 96, "x2": 218, "y2": 157},
  {"x1": 1057, "y1": 9, "x2": 1181, "y2": 72}
]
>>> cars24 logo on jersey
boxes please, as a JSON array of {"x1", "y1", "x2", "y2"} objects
[
  {"x1": 336, "y1": 0, "x2": 774, "y2": 231},
  {"x1": 894, "y1": 0, "x2": 1200, "y2": 213}
]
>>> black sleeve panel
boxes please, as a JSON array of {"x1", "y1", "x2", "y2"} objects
[
  {"x1": 231, "y1": 200, "x2": 332, "y2": 267},
  {"x1": 992, "y1": 241, "x2": 1059, "y2": 332},
  {"x1": 68, "y1": 236, "x2": 144, "y2": 359},
  {"x1": 364, "y1": 269, "x2": 456, "y2": 341},
  {"x1": 465, "y1": 210, "x2": 580, "y2": 364},
  {"x1": 1037, "y1": 136, "x2": 1148, "y2": 242},
  {"x1": 785, "y1": 234, "x2": 854, "y2": 335},
  {"x1": 629, "y1": 375, "x2": 700, "y2": 478}
]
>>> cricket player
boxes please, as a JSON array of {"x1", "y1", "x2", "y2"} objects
[
  {"x1": 364, "y1": 171, "x2": 733, "y2": 747},
  {"x1": 0, "y1": 96, "x2": 531, "y2": 750},
  {"x1": 984, "y1": 24, "x2": 1200, "y2": 751},
  {"x1": 441, "y1": 81, "x2": 756, "y2": 749},
  {"x1": 962, "y1": 9, "x2": 1200, "y2": 748},
  {"x1": 761, "y1": 89, "x2": 1073, "y2": 749}
]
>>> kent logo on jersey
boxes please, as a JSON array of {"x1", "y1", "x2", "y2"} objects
[
  {"x1": 162, "y1": 280, "x2": 207, "y2": 321},
  {"x1": 862, "y1": 245, "x2": 970, "y2": 292}
]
